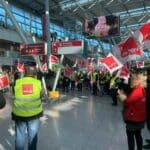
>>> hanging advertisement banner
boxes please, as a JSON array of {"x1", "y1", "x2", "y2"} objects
[
  {"x1": 0, "y1": 75, "x2": 9, "y2": 90},
  {"x1": 52, "y1": 40, "x2": 83, "y2": 55},
  {"x1": 20, "y1": 43, "x2": 47, "y2": 56}
]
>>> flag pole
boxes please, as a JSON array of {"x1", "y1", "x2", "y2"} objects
[{"x1": 52, "y1": 54, "x2": 64, "y2": 91}]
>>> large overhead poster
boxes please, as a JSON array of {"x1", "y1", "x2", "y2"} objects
[{"x1": 52, "y1": 40, "x2": 83, "y2": 55}]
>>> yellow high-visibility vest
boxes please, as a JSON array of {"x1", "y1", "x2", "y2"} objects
[{"x1": 12, "y1": 77, "x2": 43, "y2": 117}]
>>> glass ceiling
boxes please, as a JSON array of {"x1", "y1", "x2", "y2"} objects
[{"x1": 60, "y1": 0, "x2": 95, "y2": 10}]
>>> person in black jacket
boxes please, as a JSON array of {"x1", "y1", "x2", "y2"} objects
[{"x1": 143, "y1": 69, "x2": 150, "y2": 149}]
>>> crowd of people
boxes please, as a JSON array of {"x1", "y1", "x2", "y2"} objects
[{"x1": 0, "y1": 66, "x2": 150, "y2": 150}]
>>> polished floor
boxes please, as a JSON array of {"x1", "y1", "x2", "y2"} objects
[{"x1": 0, "y1": 89, "x2": 149, "y2": 150}]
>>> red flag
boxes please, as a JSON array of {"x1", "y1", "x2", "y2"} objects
[
  {"x1": 41, "y1": 63, "x2": 48, "y2": 72},
  {"x1": 136, "y1": 61, "x2": 144, "y2": 68},
  {"x1": 0, "y1": 75, "x2": 9, "y2": 89},
  {"x1": 87, "y1": 57, "x2": 94, "y2": 72},
  {"x1": 113, "y1": 37, "x2": 143, "y2": 63},
  {"x1": 78, "y1": 60, "x2": 86, "y2": 68},
  {"x1": 134, "y1": 21, "x2": 150, "y2": 44},
  {"x1": 73, "y1": 58, "x2": 78, "y2": 67},
  {"x1": 64, "y1": 67, "x2": 73, "y2": 76},
  {"x1": 17, "y1": 62, "x2": 25, "y2": 73},
  {"x1": 100, "y1": 53, "x2": 122, "y2": 74},
  {"x1": 50, "y1": 55, "x2": 59, "y2": 63},
  {"x1": 118, "y1": 63, "x2": 129, "y2": 78}
]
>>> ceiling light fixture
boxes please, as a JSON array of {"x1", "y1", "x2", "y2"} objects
[
  {"x1": 106, "y1": 0, "x2": 114, "y2": 6},
  {"x1": 138, "y1": 15, "x2": 147, "y2": 22},
  {"x1": 73, "y1": 7, "x2": 79, "y2": 12},
  {"x1": 88, "y1": 1, "x2": 97, "y2": 9}
]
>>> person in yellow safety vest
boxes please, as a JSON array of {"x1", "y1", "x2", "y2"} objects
[
  {"x1": 109, "y1": 74, "x2": 118, "y2": 106},
  {"x1": 12, "y1": 66, "x2": 43, "y2": 150},
  {"x1": 92, "y1": 70, "x2": 98, "y2": 95}
]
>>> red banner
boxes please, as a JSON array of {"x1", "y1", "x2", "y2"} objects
[
  {"x1": 17, "y1": 62, "x2": 25, "y2": 73},
  {"x1": 136, "y1": 61, "x2": 144, "y2": 68},
  {"x1": 64, "y1": 67, "x2": 73, "y2": 76},
  {"x1": 41, "y1": 63, "x2": 48, "y2": 72},
  {"x1": 113, "y1": 37, "x2": 142, "y2": 63},
  {"x1": 0, "y1": 75, "x2": 9, "y2": 89},
  {"x1": 118, "y1": 37, "x2": 142, "y2": 58},
  {"x1": 50, "y1": 55, "x2": 59, "y2": 63},
  {"x1": 87, "y1": 57, "x2": 94, "y2": 72},
  {"x1": 52, "y1": 40, "x2": 83, "y2": 55},
  {"x1": 20, "y1": 43, "x2": 47, "y2": 56},
  {"x1": 100, "y1": 53, "x2": 122, "y2": 74},
  {"x1": 134, "y1": 21, "x2": 150, "y2": 44}
]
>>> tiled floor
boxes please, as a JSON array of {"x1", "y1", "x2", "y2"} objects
[{"x1": 0, "y1": 90, "x2": 149, "y2": 150}]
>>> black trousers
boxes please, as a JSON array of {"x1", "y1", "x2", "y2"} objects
[
  {"x1": 126, "y1": 129, "x2": 143, "y2": 150},
  {"x1": 110, "y1": 88, "x2": 117, "y2": 105}
]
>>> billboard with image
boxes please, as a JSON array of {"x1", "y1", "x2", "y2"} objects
[{"x1": 84, "y1": 15, "x2": 120, "y2": 38}]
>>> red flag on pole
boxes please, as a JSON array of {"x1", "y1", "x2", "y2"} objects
[
  {"x1": 41, "y1": 63, "x2": 48, "y2": 72},
  {"x1": 136, "y1": 61, "x2": 144, "y2": 68},
  {"x1": 64, "y1": 67, "x2": 73, "y2": 76},
  {"x1": 113, "y1": 37, "x2": 143, "y2": 63},
  {"x1": 73, "y1": 58, "x2": 78, "y2": 67},
  {"x1": 50, "y1": 55, "x2": 59, "y2": 63},
  {"x1": 17, "y1": 62, "x2": 25, "y2": 73},
  {"x1": 134, "y1": 21, "x2": 150, "y2": 44},
  {"x1": 100, "y1": 53, "x2": 122, "y2": 74}
]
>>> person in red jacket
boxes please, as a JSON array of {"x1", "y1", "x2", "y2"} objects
[{"x1": 118, "y1": 71, "x2": 146, "y2": 150}]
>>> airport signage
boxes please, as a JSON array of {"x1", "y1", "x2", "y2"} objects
[
  {"x1": 52, "y1": 40, "x2": 83, "y2": 55},
  {"x1": 20, "y1": 43, "x2": 47, "y2": 56}
]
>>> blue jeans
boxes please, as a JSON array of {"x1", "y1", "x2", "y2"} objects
[{"x1": 15, "y1": 119, "x2": 40, "y2": 150}]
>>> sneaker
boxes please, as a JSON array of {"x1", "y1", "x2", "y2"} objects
[{"x1": 143, "y1": 144, "x2": 150, "y2": 149}]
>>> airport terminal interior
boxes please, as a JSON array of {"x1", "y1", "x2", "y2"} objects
[{"x1": 0, "y1": 0, "x2": 150, "y2": 150}]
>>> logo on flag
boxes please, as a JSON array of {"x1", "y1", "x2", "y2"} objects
[{"x1": 0, "y1": 75, "x2": 9, "y2": 89}]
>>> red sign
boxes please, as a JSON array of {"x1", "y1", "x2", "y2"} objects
[
  {"x1": 22, "y1": 84, "x2": 33, "y2": 95},
  {"x1": 50, "y1": 55, "x2": 59, "y2": 63},
  {"x1": 64, "y1": 67, "x2": 73, "y2": 76},
  {"x1": 17, "y1": 62, "x2": 25, "y2": 73},
  {"x1": 20, "y1": 43, "x2": 47, "y2": 56},
  {"x1": 41, "y1": 63, "x2": 48, "y2": 72},
  {"x1": 101, "y1": 53, "x2": 122, "y2": 74},
  {"x1": 118, "y1": 37, "x2": 142, "y2": 58},
  {"x1": 0, "y1": 75, "x2": 9, "y2": 89},
  {"x1": 52, "y1": 40, "x2": 83, "y2": 55},
  {"x1": 136, "y1": 61, "x2": 144, "y2": 68}
]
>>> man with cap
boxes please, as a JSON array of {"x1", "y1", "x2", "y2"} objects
[{"x1": 12, "y1": 66, "x2": 43, "y2": 150}]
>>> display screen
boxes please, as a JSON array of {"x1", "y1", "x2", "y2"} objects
[{"x1": 84, "y1": 15, "x2": 120, "y2": 38}]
